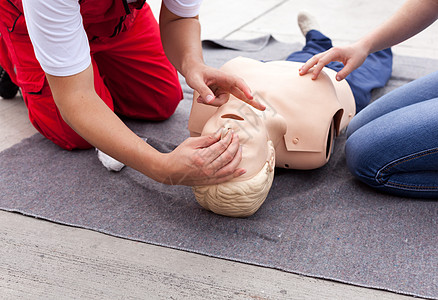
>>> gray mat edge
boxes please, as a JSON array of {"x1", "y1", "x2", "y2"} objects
[{"x1": 0, "y1": 205, "x2": 431, "y2": 300}]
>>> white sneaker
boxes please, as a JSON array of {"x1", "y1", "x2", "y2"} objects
[
  {"x1": 297, "y1": 11, "x2": 320, "y2": 36},
  {"x1": 96, "y1": 149, "x2": 125, "y2": 172}
]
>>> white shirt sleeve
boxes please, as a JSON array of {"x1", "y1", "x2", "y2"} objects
[
  {"x1": 22, "y1": 0, "x2": 91, "y2": 77},
  {"x1": 162, "y1": 0, "x2": 203, "y2": 17}
]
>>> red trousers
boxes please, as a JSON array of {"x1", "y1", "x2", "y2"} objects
[{"x1": 0, "y1": 3, "x2": 183, "y2": 150}]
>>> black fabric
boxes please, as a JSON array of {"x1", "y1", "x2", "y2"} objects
[{"x1": 0, "y1": 66, "x2": 19, "y2": 99}]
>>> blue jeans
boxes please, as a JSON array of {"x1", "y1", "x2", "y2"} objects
[
  {"x1": 346, "y1": 71, "x2": 438, "y2": 198},
  {"x1": 286, "y1": 30, "x2": 393, "y2": 112}
]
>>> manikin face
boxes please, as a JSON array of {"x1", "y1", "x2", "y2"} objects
[{"x1": 201, "y1": 98, "x2": 271, "y2": 182}]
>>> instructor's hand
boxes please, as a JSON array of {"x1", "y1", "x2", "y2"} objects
[
  {"x1": 185, "y1": 63, "x2": 266, "y2": 111},
  {"x1": 159, "y1": 129, "x2": 246, "y2": 186},
  {"x1": 299, "y1": 42, "x2": 369, "y2": 81}
]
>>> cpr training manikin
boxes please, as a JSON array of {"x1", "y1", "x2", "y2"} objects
[{"x1": 189, "y1": 56, "x2": 356, "y2": 217}]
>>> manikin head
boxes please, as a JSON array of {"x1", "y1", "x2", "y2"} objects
[{"x1": 192, "y1": 98, "x2": 286, "y2": 217}]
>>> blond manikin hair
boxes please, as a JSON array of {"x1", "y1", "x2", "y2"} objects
[{"x1": 192, "y1": 141, "x2": 275, "y2": 217}]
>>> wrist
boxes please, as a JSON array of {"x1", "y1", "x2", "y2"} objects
[
  {"x1": 180, "y1": 56, "x2": 204, "y2": 78},
  {"x1": 131, "y1": 140, "x2": 168, "y2": 184},
  {"x1": 145, "y1": 151, "x2": 170, "y2": 184},
  {"x1": 357, "y1": 35, "x2": 378, "y2": 55}
]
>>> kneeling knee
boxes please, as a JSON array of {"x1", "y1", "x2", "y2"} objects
[{"x1": 345, "y1": 135, "x2": 379, "y2": 186}]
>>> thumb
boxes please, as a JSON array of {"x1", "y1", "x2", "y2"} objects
[
  {"x1": 194, "y1": 130, "x2": 222, "y2": 148},
  {"x1": 336, "y1": 62, "x2": 359, "y2": 81},
  {"x1": 196, "y1": 84, "x2": 216, "y2": 105},
  {"x1": 336, "y1": 53, "x2": 368, "y2": 80}
]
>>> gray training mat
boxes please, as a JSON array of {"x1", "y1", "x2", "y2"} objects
[{"x1": 1, "y1": 35, "x2": 438, "y2": 299}]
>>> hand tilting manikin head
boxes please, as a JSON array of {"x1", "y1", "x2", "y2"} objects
[{"x1": 192, "y1": 97, "x2": 287, "y2": 217}]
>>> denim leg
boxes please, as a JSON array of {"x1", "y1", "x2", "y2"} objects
[
  {"x1": 346, "y1": 94, "x2": 438, "y2": 198},
  {"x1": 286, "y1": 30, "x2": 392, "y2": 112},
  {"x1": 347, "y1": 71, "x2": 438, "y2": 137}
]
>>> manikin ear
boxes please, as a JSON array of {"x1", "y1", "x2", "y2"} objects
[{"x1": 267, "y1": 140, "x2": 275, "y2": 172}]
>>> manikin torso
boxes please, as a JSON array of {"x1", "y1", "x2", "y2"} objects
[{"x1": 188, "y1": 56, "x2": 355, "y2": 171}]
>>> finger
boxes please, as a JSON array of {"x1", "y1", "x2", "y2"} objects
[
  {"x1": 299, "y1": 54, "x2": 321, "y2": 75},
  {"x1": 308, "y1": 51, "x2": 341, "y2": 80},
  {"x1": 193, "y1": 130, "x2": 222, "y2": 148},
  {"x1": 235, "y1": 93, "x2": 266, "y2": 111},
  {"x1": 310, "y1": 52, "x2": 337, "y2": 79},
  {"x1": 211, "y1": 72, "x2": 265, "y2": 111},
  {"x1": 208, "y1": 132, "x2": 241, "y2": 171},
  {"x1": 197, "y1": 146, "x2": 245, "y2": 186},
  {"x1": 186, "y1": 132, "x2": 234, "y2": 184},
  {"x1": 199, "y1": 129, "x2": 234, "y2": 164},
  {"x1": 311, "y1": 60, "x2": 327, "y2": 80},
  {"x1": 335, "y1": 68, "x2": 350, "y2": 81},
  {"x1": 196, "y1": 83, "x2": 216, "y2": 105},
  {"x1": 230, "y1": 78, "x2": 266, "y2": 111},
  {"x1": 335, "y1": 62, "x2": 357, "y2": 81},
  {"x1": 194, "y1": 132, "x2": 238, "y2": 181},
  {"x1": 228, "y1": 87, "x2": 266, "y2": 111},
  {"x1": 207, "y1": 77, "x2": 265, "y2": 111},
  {"x1": 213, "y1": 144, "x2": 245, "y2": 178},
  {"x1": 204, "y1": 91, "x2": 230, "y2": 107},
  {"x1": 197, "y1": 166, "x2": 246, "y2": 186},
  {"x1": 233, "y1": 76, "x2": 253, "y2": 100}
]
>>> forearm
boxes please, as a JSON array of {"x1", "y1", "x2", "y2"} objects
[
  {"x1": 359, "y1": 0, "x2": 438, "y2": 53},
  {"x1": 46, "y1": 68, "x2": 166, "y2": 182},
  {"x1": 159, "y1": 3, "x2": 203, "y2": 77},
  {"x1": 64, "y1": 95, "x2": 163, "y2": 178}
]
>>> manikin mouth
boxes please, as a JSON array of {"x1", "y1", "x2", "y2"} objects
[{"x1": 221, "y1": 113, "x2": 244, "y2": 121}]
